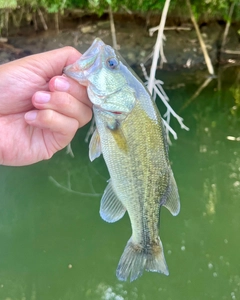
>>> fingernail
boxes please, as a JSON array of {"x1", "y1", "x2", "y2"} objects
[
  {"x1": 54, "y1": 77, "x2": 70, "y2": 91},
  {"x1": 34, "y1": 91, "x2": 51, "y2": 103},
  {"x1": 25, "y1": 111, "x2": 37, "y2": 121}
]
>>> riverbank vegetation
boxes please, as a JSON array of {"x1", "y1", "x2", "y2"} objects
[{"x1": 0, "y1": 0, "x2": 240, "y2": 35}]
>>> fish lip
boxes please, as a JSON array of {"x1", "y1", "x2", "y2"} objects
[
  {"x1": 90, "y1": 86, "x2": 123, "y2": 98},
  {"x1": 91, "y1": 80, "x2": 129, "y2": 98}
]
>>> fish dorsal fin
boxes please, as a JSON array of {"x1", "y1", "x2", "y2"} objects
[
  {"x1": 163, "y1": 171, "x2": 180, "y2": 216},
  {"x1": 89, "y1": 129, "x2": 102, "y2": 162},
  {"x1": 100, "y1": 180, "x2": 126, "y2": 223}
]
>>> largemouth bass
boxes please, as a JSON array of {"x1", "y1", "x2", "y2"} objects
[{"x1": 64, "y1": 38, "x2": 180, "y2": 282}]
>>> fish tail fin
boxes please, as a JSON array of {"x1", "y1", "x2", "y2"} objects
[{"x1": 116, "y1": 237, "x2": 169, "y2": 282}]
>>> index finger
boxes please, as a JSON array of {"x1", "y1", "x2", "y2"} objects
[
  {"x1": 48, "y1": 75, "x2": 92, "y2": 108},
  {"x1": 25, "y1": 46, "x2": 82, "y2": 79}
]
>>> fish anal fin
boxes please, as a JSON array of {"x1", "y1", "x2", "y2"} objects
[
  {"x1": 163, "y1": 171, "x2": 180, "y2": 216},
  {"x1": 100, "y1": 180, "x2": 126, "y2": 223},
  {"x1": 116, "y1": 237, "x2": 169, "y2": 282},
  {"x1": 89, "y1": 129, "x2": 102, "y2": 162}
]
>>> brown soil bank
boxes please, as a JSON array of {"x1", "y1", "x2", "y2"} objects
[{"x1": 0, "y1": 13, "x2": 240, "y2": 70}]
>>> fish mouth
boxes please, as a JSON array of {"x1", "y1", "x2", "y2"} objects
[{"x1": 111, "y1": 111, "x2": 122, "y2": 114}]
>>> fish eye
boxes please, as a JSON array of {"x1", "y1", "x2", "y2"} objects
[{"x1": 106, "y1": 57, "x2": 119, "y2": 69}]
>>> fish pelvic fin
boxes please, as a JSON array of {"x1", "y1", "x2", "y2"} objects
[
  {"x1": 116, "y1": 237, "x2": 169, "y2": 282},
  {"x1": 163, "y1": 170, "x2": 180, "y2": 216},
  {"x1": 89, "y1": 129, "x2": 102, "y2": 162},
  {"x1": 100, "y1": 180, "x2": 126, "y2": 223}
]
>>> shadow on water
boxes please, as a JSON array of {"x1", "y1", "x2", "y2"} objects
[{"x1": 0, "y1": 65, "x2": 240, "y2": 300}]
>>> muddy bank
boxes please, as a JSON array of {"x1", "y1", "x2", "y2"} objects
[{"x1": 0, "y1": 14, "x2": 240, "y2": 71}]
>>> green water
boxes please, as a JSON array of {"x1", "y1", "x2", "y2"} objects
[{"x1": 0, "y1": 66, "x2": 239, "y2": 300}]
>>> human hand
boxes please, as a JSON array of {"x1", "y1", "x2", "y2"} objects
[{"x1": 0, "y1": 47, "x2": 92, "y2": 166}]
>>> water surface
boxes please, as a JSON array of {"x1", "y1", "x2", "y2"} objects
[{"x1": 0, "y1": 66, "x2": 239, "y2": 300}]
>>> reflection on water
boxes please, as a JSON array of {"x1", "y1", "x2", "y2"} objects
[
  {"x1": 0, "y1": 66, "x2": 240, "y2": 300},
  {"x1": 203, "y1": 179, "x2": 217, "y2": 216}
]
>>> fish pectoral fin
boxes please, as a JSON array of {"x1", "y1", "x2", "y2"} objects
[
  {"x1": 89, "y1": 129, "x2": 102, "y2": 162},
  {"x1": 100, "y1": 180, "x2": 126, "y2": 223},
  {"x1": 163, "y1": 171, "x2": 180, "y2": 216},
  {"x1": 109, "y1": 127, "x2": 128, "y2": 153}
]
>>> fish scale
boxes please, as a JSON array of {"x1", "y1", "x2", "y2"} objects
[{"x1": 64, "y1": 38, "x2": 180, "y2": 282}]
